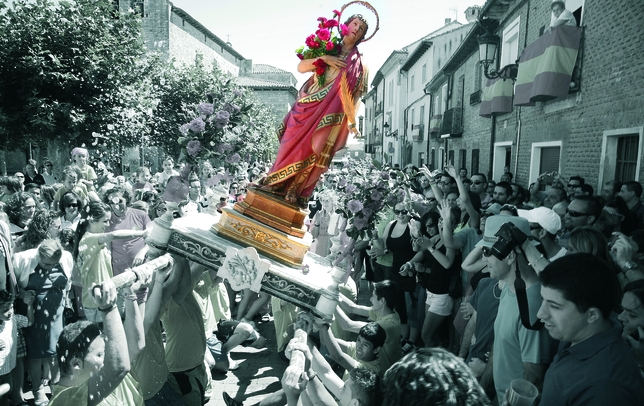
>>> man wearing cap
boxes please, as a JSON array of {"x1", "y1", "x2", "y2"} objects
[
  {"x1": 477, "y1": 215, "x2": 554, "y2": 402},
  {"x1": 550, "y1": 0, "x2": 577, "y2": 28},
  {"x1": 519, "y1": 207, "x2": 567, "y2": 261}
]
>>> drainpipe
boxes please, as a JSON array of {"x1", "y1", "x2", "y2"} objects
[{"x1": 489, "y1": 116, "x2": 496, "y2": 181}]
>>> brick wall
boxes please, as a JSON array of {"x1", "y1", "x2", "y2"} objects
[{"x1": 435, "y1": 0, "x2": 644, "y2": 190}]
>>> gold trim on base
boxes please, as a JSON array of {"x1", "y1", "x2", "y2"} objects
[
  {"x1": 213, "y1": 208, "x2": 312, "y2": 267},
  {"x1": 234, "y1": 187, "x2": 308, "y2": 238}
]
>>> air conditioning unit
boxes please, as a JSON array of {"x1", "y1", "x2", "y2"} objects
[{"x1": 411, "y1": 124, "x2": 423, "y2": 142}]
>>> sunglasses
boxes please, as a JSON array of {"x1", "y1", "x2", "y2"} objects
[
  {"x1": 394, "y1": 209, "x2": 409, "y2": 215},
  {"x1": 567, "y1": 184, "x2": 581, "y2": 188},
  {"x1": 530, "y1": 225, "x2": 542, "y2": 230},
  {"x1": 471, "y1": 181, "x2": 485, "y2": 185},
  {"x1": 426, "y1": 197, "x2": 437, "y2": 202},
  {"x1": 481, "y1": 246, "x2": 493, "y2": 257},
  {"x1": 566, "y1": 209, "x2": 589, "y2": 217},
  {"x1": 68, "y1": 203, "x2": 79, "y2": 208},
  {"x1": 437, "y1": 181, "x2": 451, "y2": 186}
]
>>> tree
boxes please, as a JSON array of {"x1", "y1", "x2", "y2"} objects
[{"x1": 0, "y1": 0, "x2": 144, "y2": 150}]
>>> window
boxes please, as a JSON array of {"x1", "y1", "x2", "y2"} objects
[
  {"x1": 441, "y1": 84, "x2": 448, "y2": 110},
  {"x1": 411, "y1": 75, "x2": 415, "y2": 92},
  {"x1": 528, "y1": 141, "x2": 562, "y2": 187},
  {"x1": 471, "y1": 149, "x2": 480, "y2": 175},
  {"x1": 431, "y1": 148, "x2": 436, "y2": 170},
  {"x1": 459, "y1": 149, "x2": 467, "y2": 171},
  {"x1": 616, "y1": 136, "x2": 639, "y2": 182},
  {"x1": 419, "y1": 106, "x2": 425, "y2": 125},
  {"x1": 493, "y1": 142, "x2": 513, "y2": 181},
  {"x1": 411, "y1": 109, "x2": 415, "y2": 130},
  {"x1": 501, "y1": 17, "x2": 520, "y2": 67},
  {"x1": 388, "y1": 79, "x2": 394, "y2": 106},
  {"x1": 418, "y1": 152, "x2": 426, "y2": 167},
  {"x1": 474, "y1": 61, "x2": 483, "y2": 92},
  {"x1": 422, "y1": 64, "x2": 427, "y2": 83},
  {"x1": 448, "y1": 150, "x2": 455, "y2": 165},
  {"x1": 566, "y1": 0, "x2": 585, "y2": 25},
  {"x1": 599, "y1": 127, "x2": 643, "y2": 186}
]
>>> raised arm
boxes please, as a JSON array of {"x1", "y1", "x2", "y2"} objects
[
  {"x1": 87, "y1": 280, "x2": 129, "y2": 406},
  {"x1": 334, "y1": 306, "x2": 367, "y2": 334},
  {"x1": 318, "y1": 323, "x2": 358, "y2": 372},
  {"x1": 446, "y1": 165, "x2": 480, "y2": 229}
]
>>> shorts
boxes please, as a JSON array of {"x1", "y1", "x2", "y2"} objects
[
  {"x1": 425, "y1": 291, "x2": 454, "y2": 317},
  {"x1": 168, "y1": 363, "x2": 207, "y2": 406}
]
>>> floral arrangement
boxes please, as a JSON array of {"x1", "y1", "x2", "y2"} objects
[
  {"x1": 334, "y1": 159, "x2": 406, "y2": 240},
  {"x1": 177, "y1": 84, "x2": 253, "y2": 180},
  {"x1": 295, "y1": 9, "x2": 348, "y2": 87}
]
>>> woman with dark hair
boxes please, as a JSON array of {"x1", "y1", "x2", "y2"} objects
[
  {"x1": 0, "y1": 176, "x2": 21, "y2": 204},
  {"x1": 59, "y1": 191, "x2": 83, "y2": 231},
  {"x1": 40, "y1": 184, "x2": 57, "y2": 211},
  {"x1": 382, "y1": 347, "x2": 491, "y2": 406},
  {"x1": 409, "y1": 208, "x2": 459, "y2": 348},
  {"x1": 4, "y1": 192, "x2": 37, "y2": 238},
  {"x1": 73, "y1": 201, "x2": 148, "y2": 322},
  {"x1": 14, "y1": 209, "x2": 61, "y2": 252}
]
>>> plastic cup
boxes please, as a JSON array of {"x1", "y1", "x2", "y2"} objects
[{"x1": 507, "y1": 379, "x2": 538, "y2": 406}]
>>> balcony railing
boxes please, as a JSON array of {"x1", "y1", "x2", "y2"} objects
[{"x1": 470, "y1": 90, "x2": 482, "y2": 105}]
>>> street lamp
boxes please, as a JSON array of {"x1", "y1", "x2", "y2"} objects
[
  {"x1": 477, "y1": 28, "x2": 518, "y2": 81},
  {"x1": 383, "y1": 122, "x2": 398, "y2": 139}
]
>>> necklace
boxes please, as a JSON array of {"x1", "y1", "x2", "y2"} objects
[{"x1": 493, "y1": 281, "x2": 501, "y2": 300}]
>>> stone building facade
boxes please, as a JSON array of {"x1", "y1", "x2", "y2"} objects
[{"x1": 366, "y1": 0, "x2": 644, "y2": 192}]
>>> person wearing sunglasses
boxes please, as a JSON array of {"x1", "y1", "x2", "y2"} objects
[
  {"x1": 371, "y1": 202, "x2": 418, "y2": 347},
  {"x1": 475, "y1": 215, "x2": 554, "y2": 402},
  {"x1": 59, "y1": 191, "x2": 83, "y2": 231}
]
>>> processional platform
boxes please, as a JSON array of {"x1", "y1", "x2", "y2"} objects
[{"x1": 156, "y1": 208, "x2": 343, "y2": 321}]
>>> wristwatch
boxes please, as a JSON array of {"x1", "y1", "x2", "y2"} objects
[{"x1": 623, "y1": 260, "x2": 638, "y2": 273}]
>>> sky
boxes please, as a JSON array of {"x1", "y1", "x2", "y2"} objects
[{"x1": 172, "y1": 0, "x2": 483, "y2": 87}]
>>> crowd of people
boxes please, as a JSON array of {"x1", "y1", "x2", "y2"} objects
[{"x1": 1, "y1": 147, "x2": 644, "y2": 406}]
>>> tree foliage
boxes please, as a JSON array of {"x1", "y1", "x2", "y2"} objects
[
  {"x1": 0, "y1": 0, "x2": 144, "y2": 149},
  {"x1": 0, "y1": 0, "x2": 278, "y2": 166}
]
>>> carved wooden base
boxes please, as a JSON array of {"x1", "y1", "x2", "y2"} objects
[
  {"x1": 233, "y1": 187, "x2": 308, "y2": 238},
  {"x1": 165, "y1": 212, "x2": 341, "y2": 321},
  {"x1": 212, "y1": 207, "x2": 312, "y2": 267}
]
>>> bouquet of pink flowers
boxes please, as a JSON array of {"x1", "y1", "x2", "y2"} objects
[
  {"x1": 335, "y1": 159, "x2": 406, "y2": 240},
  {"x1": 295, "y1": 9, "x2": 348, "y2": 87}
]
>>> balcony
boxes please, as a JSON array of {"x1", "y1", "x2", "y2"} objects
[
  {"x1": 411, "y1": 124, "x2": 423, "y2": 142},
  {"x1": 440, "y1": 108, "x2": 463, "y2": 138},
  {"x1": 429, "y1": 114, "x2": 442, "y2": 139},
  {"x1": 375, "y1": 102, "x2": 383, "y2": 116},
  {"x1": 469, "y1": 90, "x2": 482, "y2": 105}
]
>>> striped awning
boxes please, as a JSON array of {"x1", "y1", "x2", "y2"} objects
[
  {"x1": 479, "y1": 77, "x2": 514, "y2": 118},
  {"x1": 429, "y1": 114, "x2": 442, "y2": 134},
  {"x1": 514, "y1": 25, "x2": 583, "y2": 106}
]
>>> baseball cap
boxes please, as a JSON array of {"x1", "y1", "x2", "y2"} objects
[
  {"x1": 476, "y1": 215, "x2": 537, "y2": 249},
  {"x1": 518, "y1": 207, "x2": 561, "y2": 234}
]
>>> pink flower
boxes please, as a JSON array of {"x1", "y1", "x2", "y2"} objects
[
  {"x1": 197, "y1": 102, "x2": 214, "y2": 115},
  {"x1": 345, "y1": 184, "x2": 357, "y2": 195},
  {"x1": 333, "y1": 9, "x2": 341, "y2": 17},
  {"x1": 318, "y1": 28, "x2": 330, "y2": 41},
  {"x1": 325, "y1": 19, "x2": 338, "y2": 28},
  {"x1": 179, "y1": 123, "x2": 190, "y2": 135},
  {"x1": 213, "y1": 110, "x2": 230, "y2": 129},
  {"x1": 370, "y1": 190, "x2": 383, "y2": 201},
  {"x1": 297, "y1": 53, "x2": 304, "y2": 60},
  {"x1": 305, "y1": 34, "x2": 317, "y2": 48},
  {"x1": 362, "y1": 206, "x2": 373, "y2": 218},
  {"x1": 353, "y1": 216, "x2": 368, "y2": 230},
  {"x1": 347, "y1": 199, "x2": 364, "y2": 214},
  {"x1": 317, "y1": 17, "x2": 327, "y2": 28},
  {"x1": 325, "y1": 41, "x2": 335, "y2": 51},
  {"x1": 188, "y1": 118, "x2": 205, "y2": 133},
  {"x1": 337, "y1": 178, "x2": 348, "y2": 188},
  {"x1": 186, "y1": 140, "x2": 203, "y2": 157},
  {"x1": 340, "y1": 24, "x2": 349, "y2": 36}
]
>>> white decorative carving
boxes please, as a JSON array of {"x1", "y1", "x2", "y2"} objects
[{"x1": 219, "y1": 246, "x2": 270, "y2": 293}]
